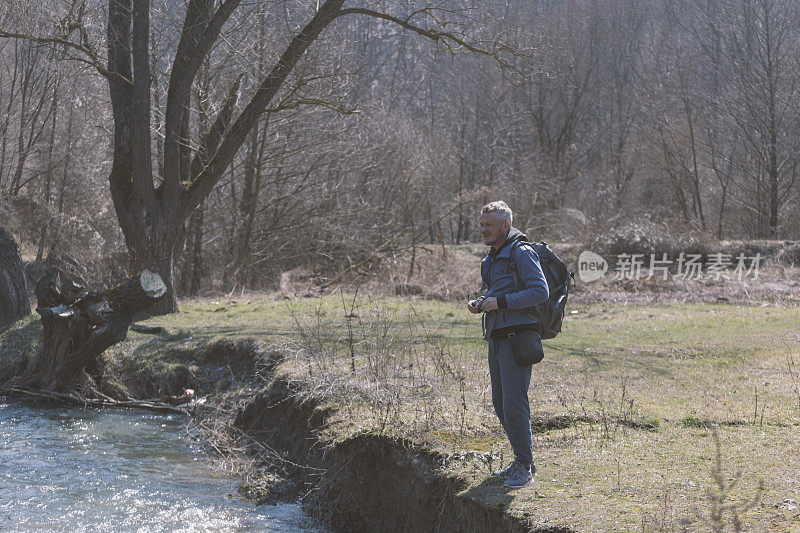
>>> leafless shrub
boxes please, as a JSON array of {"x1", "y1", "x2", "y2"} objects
[
  {"x1": 283, "y1": 290, "x2": 486, "y2": 441},
  {"x1": 776, "y1": 243, "x2": 800, "y2": 267},
  {"x1": 589, "y1": 216, "x2": 713, "y2": 259}
]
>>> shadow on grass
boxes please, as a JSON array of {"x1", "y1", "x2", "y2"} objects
[
  {"x1": 465, "y1": 475, "x2": 574, "y2": 533},
  {"x1": 128, "y1": 325, "x2": 194, "y2": 342},
  {"x1": 462, "y1": 475, "x2": 517, "y2": 512},
  {"x1": 530, "y1": 413, "x2": 659, "y2": 433}
]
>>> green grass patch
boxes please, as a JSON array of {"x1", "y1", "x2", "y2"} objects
[{"x1": 3, "y1": 295, "x2": 800, "y2": 530}]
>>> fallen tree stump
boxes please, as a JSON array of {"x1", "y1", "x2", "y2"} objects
[{"x1": 9, "y1": 268, "x2": 166, "y2": 394}]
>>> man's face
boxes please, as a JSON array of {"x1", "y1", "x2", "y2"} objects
[{"x1": 479, "y1": 212, "x2": 510, "y2": 249}]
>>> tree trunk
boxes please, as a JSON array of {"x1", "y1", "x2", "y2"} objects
[
  {"x1": 6, "y1": 268, "x2": 165, "y2": 393},
  {"x1": 0, "y1": 228, "x2": 29, "y2": 323},
  {"x1": 36, "y1": 81, "x2": 60, "y2": 262},
  {"x1": 232, "y1": 127, "x2": 262, "y2": 288},
  {"x1": 189, "y1": 204, "x2": 204, "y2": 296},
  {"x1": 134, "y1": 237, "x2": 178, "y2": 315}
]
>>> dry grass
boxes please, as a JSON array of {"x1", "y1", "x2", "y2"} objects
[
  {"x1": 4, "y1": 281, "x2": 800, "y2": 530},
  {"x1": 80, "y1": 292, "x2": 797, "y2": 531}
]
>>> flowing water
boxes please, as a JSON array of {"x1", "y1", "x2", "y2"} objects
[{"x1": 0, "y1": 400, "x2": 320, "y2": 532}]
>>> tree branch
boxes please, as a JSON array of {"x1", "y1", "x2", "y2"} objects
[
  {"x1": 181, "y1": 0, "x2": 346, "y2": 218},
  {"x1": 162, "y1": 0, "x2": 241, "y2": 208},
  {"x1": 188, "y1": 72, "x2": 244, "y2": 186},
  {"x1": 107, "y1": 0, "x2": 136, "y2": 238},
  {"x1": 130, "y1": 0, "x2": 155, "y2": 210},
  {"x1": 336, "y1": 7, "x2": 518, "y2": 68},
  {"x1": 0, "y1": 29, "x2": 113, "y2": 79}
]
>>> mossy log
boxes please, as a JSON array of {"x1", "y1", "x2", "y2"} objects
[{"x1": 16, "y1": 269, "x2": 165, "y2": 393}]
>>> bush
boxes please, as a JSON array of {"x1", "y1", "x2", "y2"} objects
[
  {"x1": 589, "y1": 216, "x2": 712, "y2": 258},
  {"x1": 775, "y1": 243, "x2": 800, "y2": 266}
]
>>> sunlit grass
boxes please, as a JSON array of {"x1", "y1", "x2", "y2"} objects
[{"x1": 4, "y1": 294, "x2": 799, "y2": 530}]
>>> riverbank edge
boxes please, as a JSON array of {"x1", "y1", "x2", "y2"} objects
[
  {"x1": 232, "y1": 375, "x2": 562, "y2": 533},
  {"x1": 0, "y1": 313, "x2": 563, "y2": 531}
]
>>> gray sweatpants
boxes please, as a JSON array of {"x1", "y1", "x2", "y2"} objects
[{"x1": 488, "y1": 337, "x2": 533, "y2": 467}]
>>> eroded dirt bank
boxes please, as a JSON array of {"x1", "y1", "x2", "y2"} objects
[{"x1": 235, "y1": 377, "x2": 558, "y2": 533}]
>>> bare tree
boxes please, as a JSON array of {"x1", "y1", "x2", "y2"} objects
[
  {"x1": 0, "y1": 39, "x2": 56, "y2": 196},
  {"x1": 2, "y1": 0, "x2": 508, "y2": 312},
  {"x1": 687, "y1": 0, "x2": 800, "y2": 237}
]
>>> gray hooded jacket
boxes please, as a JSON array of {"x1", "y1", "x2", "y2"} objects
[{"x1": 480, "y1": 227, "x2": 549, "y2": 340}]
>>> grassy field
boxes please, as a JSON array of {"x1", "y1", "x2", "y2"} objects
[{"x1": 2, "y1": 294, "x2": 800, "y2": 531}]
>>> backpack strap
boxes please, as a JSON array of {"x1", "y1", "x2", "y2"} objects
[{"x1": 508, "y1": 240, "x2": 530, "y2": 291}]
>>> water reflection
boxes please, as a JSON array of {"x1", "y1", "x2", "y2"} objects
[{"x1": 0, "y1": 401, "x2": 318, "y2": 532}]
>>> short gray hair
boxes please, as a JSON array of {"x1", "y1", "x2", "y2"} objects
[{"x1": 481, "y1": 201, "x2": 513, "y2": 224}]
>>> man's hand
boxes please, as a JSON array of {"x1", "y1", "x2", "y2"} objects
[
  {"x1": 467, "y1": 300, "x2": 482, "y2": 314},
  {"x1": 480, "y1": 297, "x2": 498, "y2": 311}
]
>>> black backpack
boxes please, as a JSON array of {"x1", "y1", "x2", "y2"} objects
[{"x1": 508, "y1": 240, "x2": 574, "y2": 340}]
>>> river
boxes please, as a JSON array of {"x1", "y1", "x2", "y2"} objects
[{"x1": 0, "y1": 400, "x2": 320, "y2": 532}]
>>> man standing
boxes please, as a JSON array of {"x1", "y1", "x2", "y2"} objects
[{"x1": 467, "y1": 201, "x2": 549, "y2": 489}]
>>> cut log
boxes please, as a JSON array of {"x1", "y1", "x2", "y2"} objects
[
  {"x1": 8, "y1": 269, "x2": 165, "y2": 393},
  {"x1": 0, "y1": 227, "x2": 29, "y2": 323},
  {"x1": 102, "y1": 269, "x2": 167, "y2": 318}
]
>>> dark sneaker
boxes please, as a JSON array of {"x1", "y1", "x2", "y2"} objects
[
  {"x1": 492, "y1": 461, "x2": 515, "y2": 478},
  {"x1": 503, "y1": 461, "x2": 533, "y2": 489}
]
